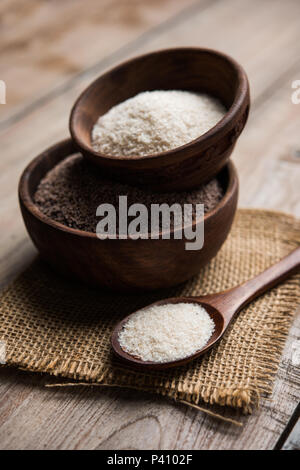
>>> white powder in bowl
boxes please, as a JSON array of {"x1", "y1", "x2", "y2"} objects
[
  {"x1": 118, "y1": 302, "x2": 215, "y2": 363},
  {"x1": 92, "y1": 90, "x2": 226, "y2": 156}
]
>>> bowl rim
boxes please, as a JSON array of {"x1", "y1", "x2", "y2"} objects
[
  {"x1": 69, "y1": 47, "x2": 249, "y2": 162},
  {"x1": 19, "y1": 139, "x2": 238, "y2": 241}
]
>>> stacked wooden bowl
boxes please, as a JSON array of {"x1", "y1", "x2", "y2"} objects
[{"x1": 19, "y1": 48, "x2": 250, "y2": 291}]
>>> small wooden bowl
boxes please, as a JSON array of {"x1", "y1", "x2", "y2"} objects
[
  {"x1": 70, "y1": 47, "x2": 249, "y2": 192},
  {"x1": 19, "y1": 139, "x2": 238, "y2": 291}
]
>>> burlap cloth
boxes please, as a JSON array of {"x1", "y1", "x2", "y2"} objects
[{"x1": 1, "y1": 209, "x2": 299, "y2": 418}]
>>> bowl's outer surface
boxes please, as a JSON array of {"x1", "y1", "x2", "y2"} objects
[
  {"x1": 19, "y1": 139, "x2": 238, "y2": 291},
  {"x1": 70, "y1": 48, "x2": 249, "y2": 192}
]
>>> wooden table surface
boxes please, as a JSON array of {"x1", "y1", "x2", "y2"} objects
[{"x1": 0, "y1": 0, "x2": 299, "y2": 450}]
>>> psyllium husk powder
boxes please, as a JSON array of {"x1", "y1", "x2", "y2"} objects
[
  {"x1": 91, "y1": 90, "x2": 226, "y2": 156},
  {"x1": 34, "y1": 154, "x2": 223, "y2": 232}
]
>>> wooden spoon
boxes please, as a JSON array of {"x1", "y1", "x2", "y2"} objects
[{"x1": 111, "y1": 247, "x2": 300, "y2": 370}]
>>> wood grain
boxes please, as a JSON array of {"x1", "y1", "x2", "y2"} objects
[
  {"x1": 281, "y1": 413, "x2": 300, "y2": 450},
  {"x1": 0, "y1": 0, "x2": 299, "y2": 450},
  {"x1": 0, "y1": 0, "x2": 198, "y2": 127},
  {"x1": 0, "y1": 310, "x2": 299, "y2": 450}
]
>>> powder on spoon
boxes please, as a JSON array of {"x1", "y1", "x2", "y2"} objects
[
  {"x1": 91, "y1": 90, "x2": 226, "y2": 156},
  {"x1": 34, "y1": 154, "x2": 223, "y2": 232},
  {"x1": 118, "y1": 303, "x2": 215, "y2": 363}
]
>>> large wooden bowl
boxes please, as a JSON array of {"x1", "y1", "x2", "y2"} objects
[
  {"x1": 19, "y1": 139, "x2": 238, "y2": 291},
  {"x1": 70, "y1": 47, "x2": 249, "y2": 192}
]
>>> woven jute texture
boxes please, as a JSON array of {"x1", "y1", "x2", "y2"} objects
[{"x1": 0, "y1": 209, "x2": 299, "y2": 414}]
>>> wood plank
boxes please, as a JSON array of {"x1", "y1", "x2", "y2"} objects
[
  {"x1": 2, "y1": 0, "x2": 300, "y2": 130},
  {"x1": 235, "y1": 80, "x2": 300, "y2": 216},
  {"x1": 1, "y1": 0, "x2": 300, "y2": 287},
  {"x1": 0, "y1": 311, "x2": 298, "y2": 450},
  {"x1": 0, "y1": 0, "x2": 199, "y2": 127},
  {"x1": 134, "y1": 0, "x2": 300, "y2": 103},
  {"x1": 274, "y1": 403, "x2": 300, "y2": 450},
  {"x1": 0, "y1": 0, "x2": 299, "y2": 450},
  {"x1": 281, "y1": 417, "x2": 300, "y2": 450}
]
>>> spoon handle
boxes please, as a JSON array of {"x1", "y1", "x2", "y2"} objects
[{"x1": 202, "y1": 246, "x2": 300, "y2": 326}]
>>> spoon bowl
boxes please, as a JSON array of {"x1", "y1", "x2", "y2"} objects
[
  {"x1": 111, "y1": 297, "x2": 225, "y2": 370},
  {"x1": 111, "y1": 247, "x2": 300, "y2": 369}
]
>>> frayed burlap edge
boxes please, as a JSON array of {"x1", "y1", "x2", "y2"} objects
[
  {"x1": 1, "y1": 209, "x2": 300, "y2": 423},
  {"x1": 4, "y1": 284, "x2": 298, "y2": 412}
]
